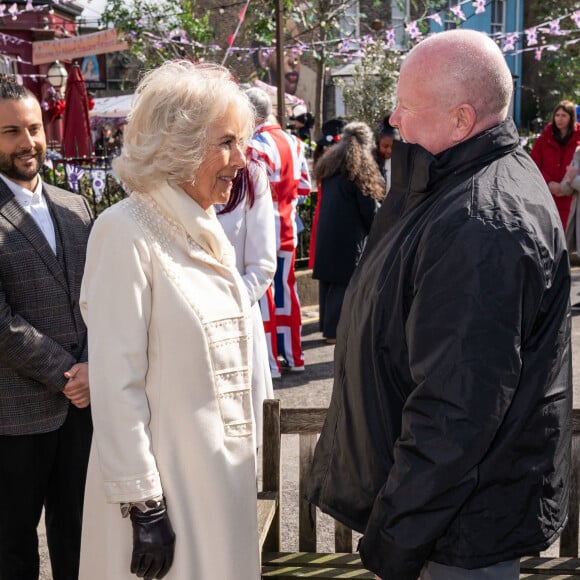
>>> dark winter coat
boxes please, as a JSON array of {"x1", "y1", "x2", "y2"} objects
[
  {"x1": 307, "y1": 119, "x2": 572, "y2": 580},
  {"x1": 312, "y1": 173, "x2": 377, "y2": 284}
]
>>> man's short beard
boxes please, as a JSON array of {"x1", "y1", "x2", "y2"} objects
[{"x1": 0, "y1": 149, "x2": 45, "y2": 183}]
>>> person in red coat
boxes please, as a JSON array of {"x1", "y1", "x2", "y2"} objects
[{"x1": 530, "y1": 100, "x2": 580, "y2": 229}]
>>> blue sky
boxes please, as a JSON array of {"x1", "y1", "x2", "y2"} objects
[{"x1": 78, "y1": 0, "x2": 107, "y2": 24}]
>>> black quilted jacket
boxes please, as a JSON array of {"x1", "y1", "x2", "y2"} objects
[{"x1": 306, "y1": 119, "x2": 572, "y2": 580}]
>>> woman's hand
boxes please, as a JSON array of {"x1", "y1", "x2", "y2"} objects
[
  {"x1": 565, "y1": 165, "x2": 579, "y2": 184},
  {"x1": 548, "y1": 181, "x2": 563, "y2": 196},
  {"x1": 129, "y1": 501, "x2": 175, "y2": 579}
]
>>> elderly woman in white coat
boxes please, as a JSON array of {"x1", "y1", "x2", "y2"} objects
[
  {"x1": 79, "y1": 61, "x2": 260, "y2": 579},
  {"x1": 217, "y1": 159, "x2": 276, "y2": 448}
]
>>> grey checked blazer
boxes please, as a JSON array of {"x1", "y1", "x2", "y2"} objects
[{"x1": 0, "y1": 179, "x2": 93, "y2": 435}]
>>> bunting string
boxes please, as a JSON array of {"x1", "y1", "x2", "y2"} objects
[{"x1": 0, "y1": 0, "x2": 579, "y2": 69}]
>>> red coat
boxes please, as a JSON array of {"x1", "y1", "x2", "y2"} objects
[{"x1": 530, "y1": 121, "x2": 580, "y2": 229}]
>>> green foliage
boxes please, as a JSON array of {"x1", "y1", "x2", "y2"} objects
[
  {"x1": 42, "y1": 162, "x2": 127, "y2": 216},
  {"x1": 99, "y1": 0, "x2": 580, "y2": 135},
  {"x1": 101, "y1": 0, "x2": 214, "y2": 68},
  {"x1": 540, "y1": 45, "x2": 580, "y2": 108},
  {"x1": 335, "y1": 41, "x2": 399, "y2": 130},
  {"x1": 519, "y1": 0, "x2": 580, "y2": 128},
  {"x1": 536, "y1": 1, "x2": 580, "y2": 107},
  {"x1": 79, "y1": 174, "x2": 127, "y2": 216}
]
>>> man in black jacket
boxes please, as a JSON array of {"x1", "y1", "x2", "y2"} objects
[{"x1": 307, "y1": 29, "x2": 572, "y2": 580}]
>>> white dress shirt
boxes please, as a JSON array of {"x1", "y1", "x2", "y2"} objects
[{"x1": 1, "y1": 174, "x2": 56, "y2": 254}]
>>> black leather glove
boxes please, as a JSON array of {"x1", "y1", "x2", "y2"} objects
[{"x1": 129, "y1": 502, "x2": 176, "y2": 579}]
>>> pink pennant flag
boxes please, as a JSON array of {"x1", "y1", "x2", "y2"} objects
[
  {"x1": 226, "y1": 33, "x2": 235, "y2": 48},
  {"x1": 406, "y1": 21, "x2": 422, "y2": 41},
  {"x1": 502, "y1": 33, "x2": 519, "y2": 52},
  {"x1": 525, "y1": 28, "x2": 538, "y2": 46},
  {"x1": 474, "y1": 0, "x2": 486, "y2": 14},
  {"x1": 450, "y1": 5, "x2": 466, "y2": 21},
  {"x1": 429, "y1": 13, "x2": 442, "y2": 26}
]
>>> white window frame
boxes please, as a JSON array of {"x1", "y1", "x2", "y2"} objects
[
  {"x1": 444, "y1": 0, "x2": 457, "y2": 30},
  {"x1": 491, "y1": 0, "x2": 506, "y2": 36},
  {"x1": 0, "y1": 56, "x2": 18, "y2": 76}
]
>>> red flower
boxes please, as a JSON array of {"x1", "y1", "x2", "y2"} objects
[
  {"x1": 40, "y1": 87, "x2": 66, "y2": 123},
  {"x1": 41, "y1": 87, "x2": 66, "y2": 122},
  {"x1": 48, "y1": 99, "x2": 66, "y2": 122}
]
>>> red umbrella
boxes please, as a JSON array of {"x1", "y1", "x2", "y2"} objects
[{"x1": 63, "y1": 63, "x2": 92, "y2": 158}]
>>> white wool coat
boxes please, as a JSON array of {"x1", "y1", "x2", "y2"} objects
[
  {"x1": 217, "y1": 164, "x2": 276, "y2": 447},
  {"x1": 79, "y1": 183, "x2": 260, "y2": 579}
]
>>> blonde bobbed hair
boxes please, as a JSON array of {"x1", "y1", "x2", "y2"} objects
[{"x1": 113, "y1": 60, "x2": 255, "y2": 192}]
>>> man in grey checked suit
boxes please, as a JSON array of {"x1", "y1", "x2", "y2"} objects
[{"x1": 0, "y1": 78, "x2": 93, "y2": 579}]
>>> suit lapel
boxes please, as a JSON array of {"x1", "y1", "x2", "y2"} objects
[
  {"x1": 0, "y1": 179, "x2": 69, "y2": 293},
  {"x1": 44, "y1": 184, "x2": 91, "y2": 300}
]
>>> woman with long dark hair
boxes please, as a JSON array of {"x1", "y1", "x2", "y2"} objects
[
  {"x1": 312, "y1": 121, "x2": 385, "y2": 344},
  {"x1": 530, "y1": 100, "x2": 580, "y2": 229}
]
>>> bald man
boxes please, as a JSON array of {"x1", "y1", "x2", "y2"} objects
[{"x1": 307, "y1": 29, "x2": 572, "y2": 580}]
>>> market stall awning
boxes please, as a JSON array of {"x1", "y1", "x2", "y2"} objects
[
  {"x1": 91, "y1": 82, "x2": 305, "y2": 125},
  {"x1": 91, "y1": 94, "x2": 134, "y2": 120}
]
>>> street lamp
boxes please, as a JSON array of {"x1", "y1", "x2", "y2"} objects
[{"x1": 46, "y1": 61, "x2": 68, "y2": 96}]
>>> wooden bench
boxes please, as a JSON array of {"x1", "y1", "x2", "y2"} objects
[{"x1": 260, "y1": 399, "x2": 580, "y2": 578}]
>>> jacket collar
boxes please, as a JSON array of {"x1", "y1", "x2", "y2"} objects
[
  {"x1": 0, "y1": 178, "x2": 69, "y2": 292},
  {"x1": 148, "y1": 182, "x2": 235, "y2": 267},
  {"x1": 254, "y1": 121, "x2": 282, "y2": 135},
  {"x1": 392, "y1": 118, "x2": 520, "y2": 209}
]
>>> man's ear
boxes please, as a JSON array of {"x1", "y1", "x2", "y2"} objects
[{"x1": 451, "y1": 103, "x2": 477, "y2": 143}]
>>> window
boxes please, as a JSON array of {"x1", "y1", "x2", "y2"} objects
[
  {"x1": 491, "y1": 0, "x2": 505, "y2": 36},
  {"x1": 445, "y1": 0, "x2": 458, "y2": 30},
  {"x1": 338, "y1": 0, "x2": 359, "y2": 40},
  {"x1": 0, "y1": 56, "x2": 18, "y2": 76},
  {"x1": 391, "y1": 0, "x2": 409, "y2": 48}
]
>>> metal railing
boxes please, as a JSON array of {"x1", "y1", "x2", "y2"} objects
[
  {"x1": 41, "y1": 155, "x2": 128, "y2": 217},
  {"x1": 41, "y1": 155, "x2": 315, "y2": 268}
]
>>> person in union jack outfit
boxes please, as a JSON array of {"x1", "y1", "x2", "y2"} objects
[{"x1": 245, "y1": 88, "x2": 312, "y2": 377}]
